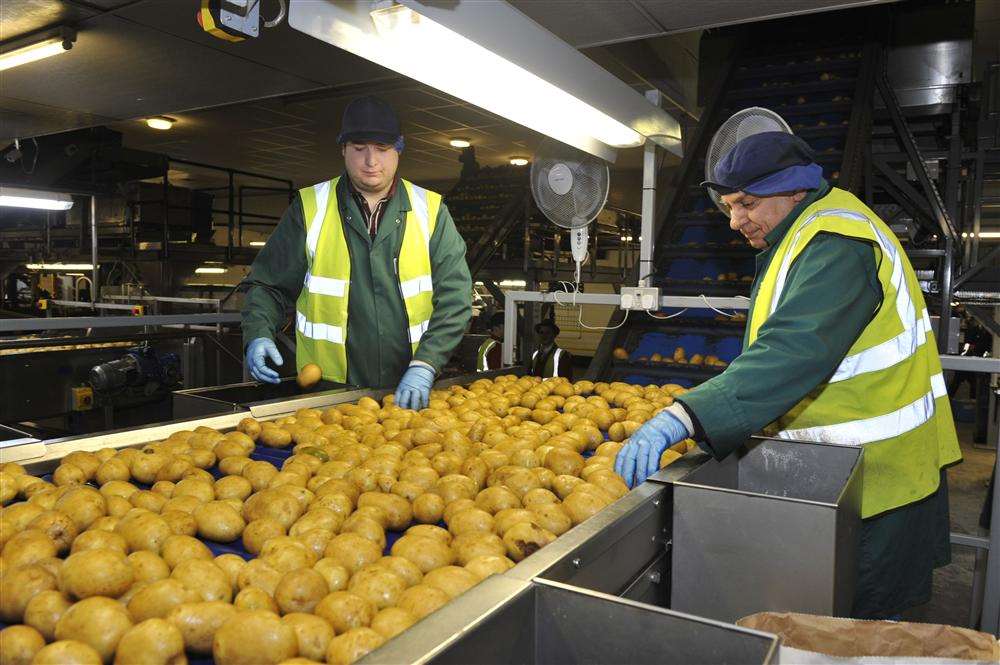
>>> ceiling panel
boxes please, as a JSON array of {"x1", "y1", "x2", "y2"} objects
[
  {"x1": 509, "y1": 1, "x2": 659, "y2": 48},
  {"x1": 0, "y1": 97, "x2": 116, "y2": 139},
  {"x1": 638, "y1": 0, "x2": 896, "y2": 35},
  {"x1": 0, "y1": 0, "x2": 95, "y2": 39}
]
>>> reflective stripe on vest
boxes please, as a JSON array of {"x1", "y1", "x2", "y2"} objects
[
  {"x1": 532, "y1": 347, "x2": 563, "y2": 377},
  {"x1": 477, "y1": 339, "x2": 497, "y2": 371},
  {"x1": 747, "y1": 187, "x2": 961, "y2": 518},
  {"x1": 295, "y1": 176, "x2": 440, "y2": 382}
]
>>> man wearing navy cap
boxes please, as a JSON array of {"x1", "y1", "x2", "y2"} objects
[
  {"x1": 242, "y1": 96, "x2": 472, "y2": 409},
  {"x1": 617, "y1": 126, "x2": 961, "y2": 618}
]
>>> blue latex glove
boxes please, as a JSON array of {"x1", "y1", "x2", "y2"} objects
[
  {"x1": 246, "y1": 337, "x2": 283, "y2": 384},
  {"x1": 614, "y1": 409, "x2": 689, "y2": 488},
  {"x1": 394, "y1": 364, "x2": 435, "y2": 411}
]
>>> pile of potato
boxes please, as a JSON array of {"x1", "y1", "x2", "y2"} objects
[{"x1": 0, "y1": 375, "x2": 693, "y2": 665}]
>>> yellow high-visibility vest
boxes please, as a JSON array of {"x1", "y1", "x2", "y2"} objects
[
  {"x1": 295, "y1": 176, "x2": 440, "y2": 382},
  {"x1": 477, "y1": 338, "x2": 498, "y2": 371},
  {"x1": 748, "y1": 187, "x2": 961, "y2": 518}
]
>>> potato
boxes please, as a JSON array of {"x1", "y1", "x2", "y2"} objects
[
  {"x1": 259, "y1": 427, "x2": 293, "y2": 449},
  {"x1": 237, "y1": 559, "x2": 283, "y2": 596},
  {"x1": 0, "y1": 624, "x2": 45, "y2": 665},
  {"x1": 370, "y1": 606, "x2": 416, "y2": 641},
  {"x1": 233, "y1": 587, "x2": 279, "y2": 613},
  {"x1": 237, "y1": 418, "x2": 262, "y2": 442},
  {"x1": 325, "y1": 628, "x2": 384, "y2": 665},
  {"x1": 395, "y1": 584, "x2": 450, "y2": 620},
  {"x1": 28, "y1": 510, "x2": 78, "y2": 552},
  {"x1": 3, "y1": 529, "x2": 57, "y2": 569},
  {"x1": 346, "y1": 566, "x2": 405, "y2": 611},
  {"x1": 474, "y1": 486, "x2": 522, "y2": 515},
  {"x1": 161, "y1": 510, "x2": 198, "y2": 537},
  {"x1": 30, "y1": 640, "x2": 102, "y2": 665},
  {"x1": 521, "y1": 488, "x2": 559, "y2": 506},
  {"x1": 70, "y1": 529, "x2": 127, "y2": 555},
  {"x1": 562, "y1": 489, "x2": 611, "y2": 525},
  {"x1": 59, "y1": 548, "x2": 133, "y2": 601},
  {"x1": 282, "y1": 613, "x2": 334, "y2": 662},
  {"x1": 289, "y1": 507, "x2": 342, "y2": 537},
  {"x1": 129, "y1": 452, "x2": 169, "y2": 485},
  {"x1": 529, "y1": 503, "x2": 572, "y2": 536},
  {"x1": 503, "y1": 522, "x2": 557, "y2": 561},
  {"x1": 323, "y1": 533, "x2": 381, "y2": 575},
  {"x1": 261, "y1": 538, "x2": 318, "y2": 573},
  {"x1": 446, "y1": 507, "x2": 494, "y2": 536},
  {"x1": 166, "y1": 601, "x2": 237, "y2": 654},
  {"x1": 160, "y1": 495, "x2": 202, "y2": 514},
  {"x1": 112, "y1": 618, "x2": 185, "y2": 665},
  {"x1": 441, "y1": 498, "x2": 476, "y2": 524},
  {"x1": 213, "y1": 610, "x2": 297, "y2": 665},
  {"x1": 172, "y1": 559, "x2": 232, "y2": 603},
  {"x1": 173, "y1": 478, "x2": 215, "y2": 503},
  {"x1": 127, "y1": 551, "x2": 170, "y2": 584},
  {"x1": 243, "y1": 489, "x2": 301, "y2": 529},
  {"x1": 543, "y1": 449, "x2": 585, "y2": 477},
  {"x1": 194, "y1": 501, "x2": 245, "y2": 542},
  {"x1": 53, "y1": 463, "x2": 87, "y2": 486},
  {"x1": 274, "y1": 568, "x2": 329, "y2": 614},
  {"x1": 411, "y1": 493, "x2": 445, "y2": 524},
  {"x1": 314, "y1": 591, "x2": 375, "y2": 634},
  {"x1": 213, "y1": 554, "x2": 246, "y2": 593},
  {"x1": 23, "y1": 590, "x2": 73, "y2": 641},
  {"x1": 357, "y1": 492, "x2": 412, "y2": 530},
  {"x1": 2, "y1": 503, "x2": 43, "y2": 537},
  {"x1": 464, "y1": 555, "x2": 515, "y2": 580},
  {"x1": 422, "y1": 565, "x2": 479, "y2": 599},
  {"x1": 127, "y1": 578, "x2": 198, "y2": 622},
  {"x1": 116, "y1": 512, "x2": 171, "y2": 553},
  {"x1": 55, "y1": 596, "x2": 133, "y2": 663},
  {"x1": 215, "y1": 475, "x2": 253, "y2": 501},
  {"x1": 551, "y1": 474, "x2": 585, "y2": 500},
  {"x1": 160, "y1": 534, "x2": 212, "y2": 569},
  {"x1": 130, "y1": 489, "x2": 168, "y2": 512},
  {"x1": 218, "y1": 456, "x2": 251, "y2": 476},
  {"x1": 243, "y1": 518, "x2": 287, "y2": 555},
  {"x1": 390, "y1": 535, "x2": 453, "y2": 574},
  {"x1": 313, "y1": 559, "x2": 350, "y2": 592}
]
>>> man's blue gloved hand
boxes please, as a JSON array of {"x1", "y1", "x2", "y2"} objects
[
  {"x1": 615, "y1": 409, "x2": 689, "y2": 488},
  {"x1": 394, "y1": 364, "x2": 435, "y2": 411},
  {"x1": 246, "y1": 337, "x2": 283, "y2": 384}
]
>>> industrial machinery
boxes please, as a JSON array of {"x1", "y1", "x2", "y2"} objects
[{"x1": 87, "y1": 343, "x2": 182, "y2": 400}]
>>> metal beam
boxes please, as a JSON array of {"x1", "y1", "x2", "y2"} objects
[
  {"x1": 953, "y1": 245, "x2": 1000, "y2": 290},
  {"x1": 966, "y1": 306, "x2": 1000, "y2": 340},
  {"x1": 481, "y1": 280, "x2": 505, "y2": 307},
  {"x1": 871, "y1": 158, "x2": 936, "y2": 228},
  {"x1": 0, "y1": 313, "x2": 240, "y2": 333},
  {"x1": 874, "y1": 56, "x2": 958, "y2": 241}
]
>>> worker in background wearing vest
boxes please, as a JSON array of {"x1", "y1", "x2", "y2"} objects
[
  {"x1": 615, "y1": 129, "x2": 962, "y2": 620},
  {"x1": 530, "y1": 320, "x2": 573, "y2": 379},
  {"x1": 476, "y1": 312, "x2": 505, "y2": 372},
  {"x1": 242, "y1": 96, "x2": 472, "y2": 410}
]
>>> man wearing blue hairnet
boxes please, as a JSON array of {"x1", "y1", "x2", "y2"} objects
[{"x1": 616, "y1": 126, "x2": 961, "y2": 619}]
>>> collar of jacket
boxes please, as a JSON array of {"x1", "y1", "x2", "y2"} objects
[
  {"x1": 336, "y1": 174, "x2": 412, "y2": 244},
  {"x1": 762, "y1": 178, "x2": 831, "y2": 248}
]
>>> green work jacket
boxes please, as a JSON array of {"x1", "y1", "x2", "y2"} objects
[
  {"x1": 677, "y1": 181, "x2": 885, "y2": 456},
  {"x1": 242, "y1": 175, "x2": 472, "y2": 389}
]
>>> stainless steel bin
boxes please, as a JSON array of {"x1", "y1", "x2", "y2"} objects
[
  {"x1": 364, "y1": 578, "x2": 780, "y2": 665},
  {"x1": 669, "y1": 436, "x2": 863, "y2": 622}
]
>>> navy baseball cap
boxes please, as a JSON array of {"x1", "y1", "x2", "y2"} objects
[
  {"x1": 338, "y1": 95, "x2": 403, "y2": 150},
  {"x1": 702, "y1": 131, "x2": 822, "y2": 196}
]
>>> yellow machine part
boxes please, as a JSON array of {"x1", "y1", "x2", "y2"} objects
[{"x1": 71, "y1": 386, "x2": 94, "y2": 411}]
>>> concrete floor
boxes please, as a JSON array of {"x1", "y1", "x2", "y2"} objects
[{"x1": 906, "y1": 417, "x2": 995, "y2": 629}]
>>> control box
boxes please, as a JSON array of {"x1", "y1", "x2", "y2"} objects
[{"x1": 620, "y1": 287, "x2": 661, "y2": 311}]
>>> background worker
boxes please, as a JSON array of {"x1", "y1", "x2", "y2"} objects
[
  {"x1": 242, "y1": 96, "x2": 472, "y2": 410},
  {"x1": 530, "y1": 319, "x2": 572, "y2": 379},
  {"x1": 476, "y1": 312, "x2": 505, "y2": 372},
  {"x1": 615, "y1": 129, "x2": 961, "y2": 619}
]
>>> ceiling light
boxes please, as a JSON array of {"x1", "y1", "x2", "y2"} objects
[
  {"x1": 961, "y1": 231, "x2": 1000, "y2": 239},
  {"x1": 0, "y1": 28, "x2": 76, "y2": 72},
  {"x1": 195, "y1": 266, "x2": 227, "y2": 274},
  {"x1": 0, "y1": 186, "x2": 73, "y2": 211},
  {"x1": 499, "y1": 279, "x2": 527, "y2": 288},
  {"x1": 249, "y1": 241, "x2": 267, "y2": 247},
  {"x1": 449, "y1": 138, "x2": 471, "y2": 148},
  {"x1": 287, "y1": 2, "x2": 682, "y2": 161},
  {"x1": 26, "y1": 263, "x2": 95, "y2": 271},
  {"x1": 509, "y1": 157, "x2": 528, "y2": 166},
  {"x1": 146, "y1": 116, "x2": 176, "y2": 130}
]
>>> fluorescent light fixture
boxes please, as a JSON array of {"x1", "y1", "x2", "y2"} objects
[
  {"x1": 0, "y1": 186, "x2": 73, "y2": 211},
  {"x1": 146, "y1": 116, "x2": 176, "y2": 130},
  {"x1": 449, "y1": 138, "x2": 471, "y2": 148},
  {"x1": 26, "y1": 263, "x2": 95, "y2": 271},
  {"x1": 499, "y1": 279, "x2": 526, "y2": 288},
  {"x1": 249, "y1": 241, "x2": 267, "y2": 247},
  {"x1": 195, "y1": 266, "x2": 228, "y2": 274},
  {"x1": 509, "y1": 157, "x2": 528, "y2": 166},
  {"x1": 0, "y1": 28, "x2": 76, "y2": 72},
  {"x1": 288, "y1": 2, "x2": 682, "y2": 161},
  {"x1": 961, "y1": 231, "x2": 1000, "y2": 239},
  {"x1": 369, "y1": 5, "x2": 640, "y2": 153}
]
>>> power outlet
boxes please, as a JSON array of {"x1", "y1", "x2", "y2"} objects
[{"x1": 620, "y1": 286, "x2": 660, "y2": 311}]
